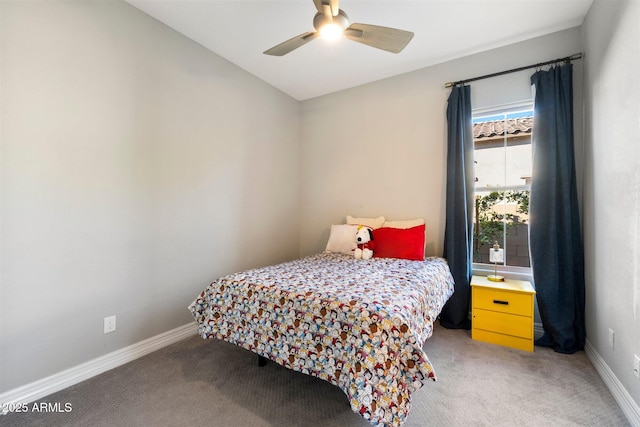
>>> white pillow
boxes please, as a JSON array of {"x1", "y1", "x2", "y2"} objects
[
  {"x1": 325, "y1": 224, "x2": 358, "y2": 254},
  {"x1": 346, "y1": 215, "x2": 385, "y2": 229},
  {"x1": 382, "y1": 218, "x2": 425, "y2": 229}
]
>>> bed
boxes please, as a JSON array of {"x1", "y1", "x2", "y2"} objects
[{"x1": 188, "y1": 250, "x2": 454, "y2": 426}]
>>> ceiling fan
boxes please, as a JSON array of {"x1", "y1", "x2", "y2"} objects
[{"x1": 263, "y1": 0, "x2": 414, "y2": 56}]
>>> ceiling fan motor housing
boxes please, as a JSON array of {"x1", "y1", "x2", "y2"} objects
[{"x1": 313, "y1": 9, "x2": 349, "y2": 32}]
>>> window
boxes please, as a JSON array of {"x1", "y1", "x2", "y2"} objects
[{"x1": 472, "y1": 103, "x2": 532, "y2": 270}]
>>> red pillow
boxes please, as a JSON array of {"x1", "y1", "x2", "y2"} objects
[{"x1": 372, "y1": 224, "x2": 426, "y2": 261}]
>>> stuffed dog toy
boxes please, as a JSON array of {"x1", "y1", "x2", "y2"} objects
[{"x1": 354, "y1": 225, "x2": 374, "y2": 260}]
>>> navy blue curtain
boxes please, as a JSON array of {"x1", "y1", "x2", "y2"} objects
[
  {"x1": 530, "y1": 64, "x2": 585, "y2": 353},
  {"x1": 441, "y1": 85, "x2": 474, "y2": 330}
]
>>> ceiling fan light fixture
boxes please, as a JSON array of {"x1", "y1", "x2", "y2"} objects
[
  {"x1": 314, "y1": 9, "x2": 349, "y2": 40},
  {"x1": 319, "y1": 23, "x2": 343, "y2": 40}
]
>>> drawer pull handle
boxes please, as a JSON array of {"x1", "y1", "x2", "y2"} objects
[{"x1": 493, "y1": 300, "x2": 509, "y2": 305}]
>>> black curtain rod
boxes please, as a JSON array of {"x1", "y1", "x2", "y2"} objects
[{"x1": 444, "y1": 52, "x2": 583, "y2": 88}]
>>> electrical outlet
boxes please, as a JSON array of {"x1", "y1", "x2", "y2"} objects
[
  {"x1": 634, "y1": 354, "x2": 640, "y2": 379},
  {"x1": 608, "y1": 329, "x2": 615, "y2": 350},
  {"x1": 104, "y1": 315, "x2": 116, "y2": 334}
]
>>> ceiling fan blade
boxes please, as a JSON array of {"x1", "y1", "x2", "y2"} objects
[
  {"x1": 263, "y1": 32, "x2": 319, "y2": 56},
  {"x1": 344, "y1": 23, "x2": 414, "y2": 53}
]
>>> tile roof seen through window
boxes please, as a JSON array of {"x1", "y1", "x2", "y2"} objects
[{"x1": 474, "y1": 116, "x2": 533, "y2": 139}]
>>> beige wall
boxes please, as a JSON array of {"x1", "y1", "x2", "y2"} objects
[
  {"x1": 0, "y1": 0, "x2": 300, "y2": 393},
  {"x1": 299, "y1": 28, "x2": 582, "y2": 257},
  {"x1": 582, "y1": 0, "x2": 640, "y2": 409}
]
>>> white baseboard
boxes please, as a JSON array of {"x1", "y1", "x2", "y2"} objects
[
  {"x1": 585, "y1": 339, "x2": 640, "y2": 427},
  {"x1": 534, "y1": 322, "x2": 544, "y2": 338},
  {"x1": 0, "y1": 323, "x2": 197, "y2": 414}
]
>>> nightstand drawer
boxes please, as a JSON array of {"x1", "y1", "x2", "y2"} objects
[
  {"x1": 473, "y1": 309, "x2": 532, "y2": 339},
  {"x1": 472, "y1": 329, "x2": 533, "y2": 352},
  {"x1": 473, "y1": 286, "x2": 532, "y2": 316}
]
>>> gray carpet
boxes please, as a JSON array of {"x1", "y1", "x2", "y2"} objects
[{"x1": 2, "y1": 323, "x2": 630, "y2": 426}]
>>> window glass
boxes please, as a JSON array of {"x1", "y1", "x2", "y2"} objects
[{"x1": 473, "y1": 106, "x2": 532, "y2": 268}]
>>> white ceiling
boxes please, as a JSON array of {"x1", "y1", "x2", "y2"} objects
[{"x1": 125, "y1": 0, "x2": 593, "y2": 101}]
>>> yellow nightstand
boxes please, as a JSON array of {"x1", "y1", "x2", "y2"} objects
[{"x1": 471, "y1": 275, "x2": 536, "y2": 352}]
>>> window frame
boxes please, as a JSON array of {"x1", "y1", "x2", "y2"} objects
[{"x1": 471, "y1": 100, "x2": 533, "y2": 280}]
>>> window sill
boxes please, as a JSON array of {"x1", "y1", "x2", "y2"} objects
[{"x1": 472, "y1": 263, "x2": 533, "y2": 284}]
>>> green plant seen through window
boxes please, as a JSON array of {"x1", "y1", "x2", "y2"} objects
[{"x1": 473, "y1": 190, "x2": 530, "y2": 262}]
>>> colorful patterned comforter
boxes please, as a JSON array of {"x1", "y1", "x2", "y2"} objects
[{"x1": 188, "y1": 253, "x2": 454, "y2": 426}]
